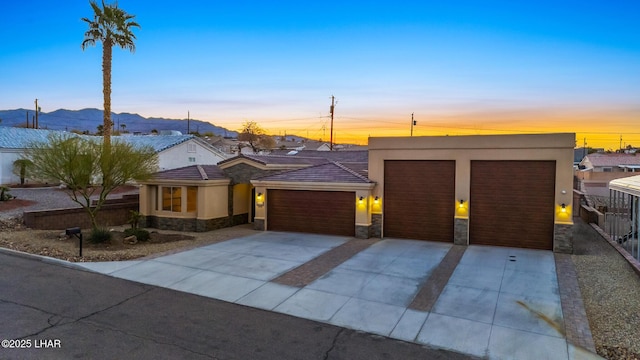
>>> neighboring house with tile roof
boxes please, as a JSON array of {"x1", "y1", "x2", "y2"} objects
[
  {"x1": 0, "y1": 127, "x2": 230, "y2": 184},
  {"x1": 577, "y1": 153, "x2": 640, "y2": 183}
]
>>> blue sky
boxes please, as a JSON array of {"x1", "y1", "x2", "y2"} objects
[{"x1": 1, "y1": 1, "x2": 639, "y2": 147}]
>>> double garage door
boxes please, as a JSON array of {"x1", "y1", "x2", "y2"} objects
[
  {"x1": 267, "y1": 189, "x2": 355, "y2": 237},
  {"x1": 383, "y1": 160, "x2": 555, "y2": 250}
]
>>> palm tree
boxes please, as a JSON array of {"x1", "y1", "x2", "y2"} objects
[{"x1": 81, "y1": 0, "x2": 139, "y2": 149}]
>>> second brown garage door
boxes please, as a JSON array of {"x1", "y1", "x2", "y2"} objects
[
  {"x1": 469, "y1": 160, "x2": 555, "y2": 250},
  {"x1": 384, "y1": 160, "x2": 455, "y2": 242},
  {"x1": 267, "y1": 189, "x2": 355, "y2": 236}
]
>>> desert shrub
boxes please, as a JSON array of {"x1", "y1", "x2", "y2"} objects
[
  {"x1": 0, "y1": 186, "x2": 14, "y2": 201},
  {"x1": 124, "y1": 228, "x2": 150, "y2": 242},
  {"x1": 88, "y1": 228, "x2": 112, "y2": 243},
  {"x1": 128, "y1": 210, "x2": 144, "y2": 229}
]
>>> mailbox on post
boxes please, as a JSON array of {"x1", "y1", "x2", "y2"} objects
[{"x1": 65, "y1": 227, "x2": 82, "y2": 257}]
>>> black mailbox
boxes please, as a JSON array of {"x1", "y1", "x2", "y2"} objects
[{"x1": 65, "y1": 227, "x2": 81, "y2": 236}]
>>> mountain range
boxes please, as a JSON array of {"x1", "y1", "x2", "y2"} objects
[{"x1": 0, "y1": 108, "x2": 238, "y2": 137}]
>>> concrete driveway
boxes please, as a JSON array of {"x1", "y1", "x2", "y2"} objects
[{"x1": 77, "y1": 232, "x2": 599, "y2": 360}]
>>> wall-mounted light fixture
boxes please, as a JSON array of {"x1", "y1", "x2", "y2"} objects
[
  {"x1": 256, "y1": 192, "x2": 264, "y2": 207},
  {"x1": 561, "y1": 203, "x2": 566, "y2": 213},
  {"x1": 374, "y1": 196, "x2": 380, "y2": 204},
  {"x1": 358, "y1": 196, "x2": 364, "y2": 204},
  {"x1": 459, "y1": 199, "x2": 465, "y2": 208},
  {"x1": 257, "y1": 192, "x2": 263, "y2": 198}
]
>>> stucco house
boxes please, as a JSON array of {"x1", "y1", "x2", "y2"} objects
[
  {"x1": 0, "y1": 127, "x2": 230, "y2": 185},
  {"x1": 139, "y1": 133, "x2": 575, "y2": 253},
  {"x1": 579, "y1": 153, "x2": 640, "y2": 173},
  {"x1": 0, "y1": 127, "x2": 53, "y2": 185},
  {"x1": 116, "y1": 134, "x2": 230, "y2": 171}
]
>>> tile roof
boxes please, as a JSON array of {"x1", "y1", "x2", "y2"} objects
[
  {"x1": 219, "y1": 153, "x2": 329, "y2": 166},
  {"x1": 586, "y1": 154, "x2": 640, "y2": 167},
  {"x1": 0, "y1": 127, "x2": 74, "y2": 149},
  {"x1": 114, "y1": 135, "x2": 194, "y2": 152},
  {"x1": 151, "y1": 165, "x2": 229, "y2": 181},
  {"x1": 339, "y1": 162, "x2": 369, "y2": 178},
  {"x1": 0, "y1": 127, "x2": 197, "y2": 154},
  {"x1": 268, "y1": 149, "x2": 369, "y2": 163},
  {"x1": 254, "y1": 162, "x2": 372, "y2": 183}
]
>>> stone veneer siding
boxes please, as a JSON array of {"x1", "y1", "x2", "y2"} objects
[
  {"x1": 371, "y1": 214, "x2": 382, "y2": 238},
  {"x1": 554, "y1": 223, "x2": 573, "y2": 253},
  {"x1": 222, "y1": 163, "x2": 279, "y2": 185},
  {"x1": 355, "y1": 225, "x2": 371, "y2": 239},
  {"x1": 253, "y1": 218, "x2": 265, "y2": 231},
  {"x1": 146, "y1": 213, "x2": 248, "y2": 233},
  {"x1": 454, "y1": 218, "x2": 469, "y2": 245}
]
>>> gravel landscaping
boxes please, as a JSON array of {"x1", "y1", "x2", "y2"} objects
[{"x1": 572, "y1": 220, "x2": 640, "y2": 360}]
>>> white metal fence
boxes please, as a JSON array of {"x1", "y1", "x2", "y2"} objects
[{"x1": 606, "y1": 188, "x2": 640, "y2": 261}]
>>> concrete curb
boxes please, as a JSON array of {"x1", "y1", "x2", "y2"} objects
[{"x1": 0, "y1": 246, "x2": 85, "y2": 271}]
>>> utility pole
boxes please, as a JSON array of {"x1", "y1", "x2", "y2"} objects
[
  {"x1": 25, "y1": 111, "x2": 29, "y2": 128},
  {"x1": 34, "y1": 99, "x2": 39, "y2": 129},
  {"x1": 187, "y1": 111, "x2": 190, "y2": 134},
  {"x1": 620, "y1": 135, "x2": 623, "y2": 153},
  {"x1": 411, "y1": 113, "x2": 416, "y2": 136},
  {"x1": 329, "y1": 95, "x2": 335, "y2": 151},
  {"x1": 583, "y1": 137, "x2": 587, "y2": 160}
]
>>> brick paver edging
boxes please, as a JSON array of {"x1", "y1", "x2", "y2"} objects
[
  {"x1": 554, "y1": 253, "x2": 597, "y2": 354},
  {"x1": 273, "y1": 239, "x2": 377, "y2": 287},
  {"x1": 590, "y1": 224, "x2": 640, "y2": 276},
  {"x1": 409, "y1": 245, "x2": 466, "y2": 312}
]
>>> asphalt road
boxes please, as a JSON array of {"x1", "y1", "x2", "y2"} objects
[{"x1": 0, "y1": 252, "x2": 476, "y2": 360}]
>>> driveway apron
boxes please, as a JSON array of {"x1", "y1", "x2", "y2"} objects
[{"x1": 77, "y1": 232, "x2": 599, "y2": 360}]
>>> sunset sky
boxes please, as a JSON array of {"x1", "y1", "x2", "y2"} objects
[{"x1": 1, "y1": 1, "x2": 638, "y2": 149}]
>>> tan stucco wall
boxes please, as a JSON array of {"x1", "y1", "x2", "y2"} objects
[
  {"x1": 198, "y1": 183, "x2": 230, "y2": 219},
  {"x1": 368, "y1": 133, "x2": 575, "y2": 225},
  {"x1": 138, "y1": 179, "x2": 230, "y2": 220},
  {"x1": 233, "y1": 183, "x2": 251, "y2": 216}
]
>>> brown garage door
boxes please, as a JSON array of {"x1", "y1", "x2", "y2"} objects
[
  {"x1": 267, "y1": 190, "x2": 355, "y2": 236},
  {"x1": 470, "y1": 160, "x2": 555, "y2": 250},
  {"x1": 384, "y1": 160, "x2": 455, "y2": 242}
]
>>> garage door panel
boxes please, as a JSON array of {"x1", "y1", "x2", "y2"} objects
[
  {"x1": 470, "y1": 160, "x2": 555, "y2": 250},
  {"x1": 267, "y1": 190, "x2": 355, "y2": 236},
  {"x1": 384, "y1": 160, "x2": 455, "y2": 242}
]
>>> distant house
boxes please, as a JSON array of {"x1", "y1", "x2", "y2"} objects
[
  {"x1": 579, "y1": 153, "x2": 640, "y2": 173},
  {"x1": 0, "y1": 127, "x2": 230, "y2": 185},
  {"x1": 0, "y1": 127, "x2": 54, "y2": 184},
  {"x1": 577, "y1": 153, "x2": 640, "y2": 182},
  {"x1": 115, "y1": 135, "x2": 230, "y2": 171}
]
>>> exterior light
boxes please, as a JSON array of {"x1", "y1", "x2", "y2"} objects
[
  {"x1": 561, "y1": 203, "x2": 566, "y2": 212},
  {"x1": 257, "y1": 192, "x2": 263, "y2": 198},
  {"x1": 358, "y1": 196, "x2": 364, "y2": 202},
  {"x1": 459, "y1": 199, "x2": 465, "y2": 208},
  {"x1": 374, "y1": 196, "x2": 379, "y2": 203}
]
